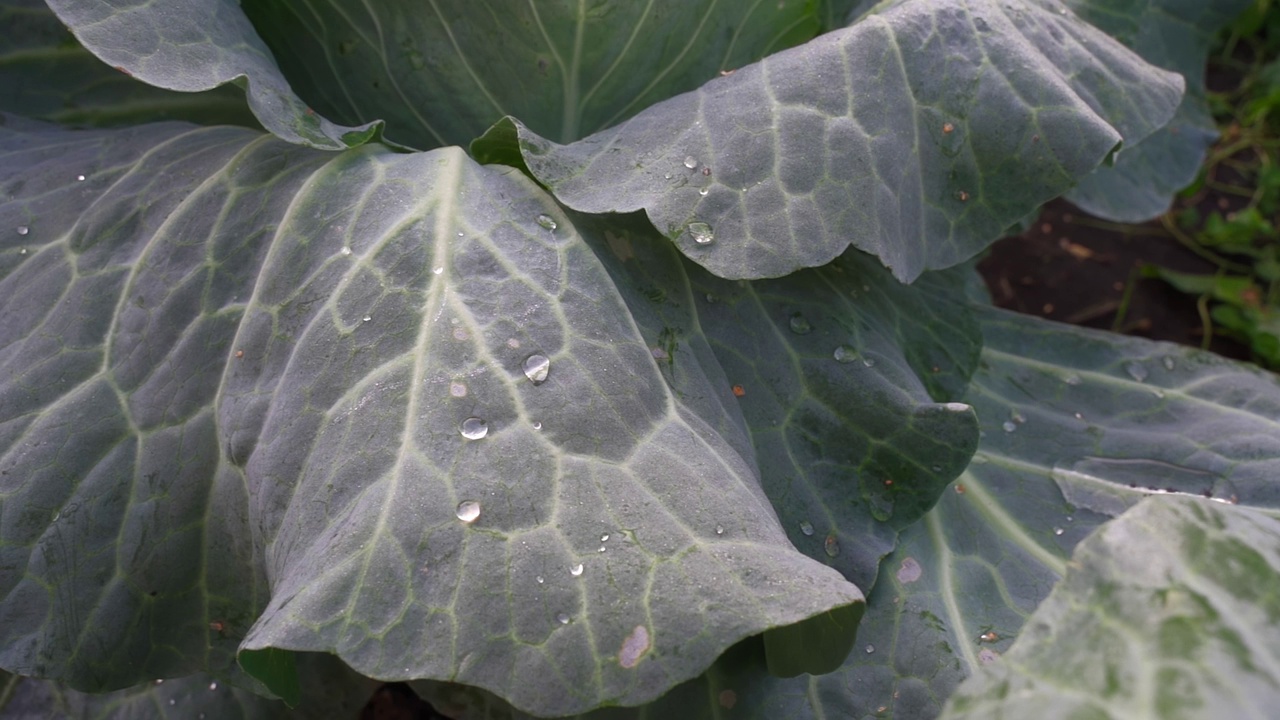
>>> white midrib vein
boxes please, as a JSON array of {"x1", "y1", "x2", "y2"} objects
[{"x1": 560, "y1": 0, "x2": 587, "y2": 142}]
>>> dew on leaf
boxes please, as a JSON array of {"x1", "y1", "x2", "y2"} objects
[
  {"x1": 536, "y1": 213, "x2": 558, "y2": 231},
  {"x1": 532, "y1": 421, "x2": 542, "y2": 430},
  {"x1": 16, "y1": 226, "x2": 28, "y2": 236},
  {"x1": 432, "y1": 266, "x2": 443, "y2": 274},
  {"x1": 570, "y1": 562, "x2": 584, "y2": 576},
  {"x1": 455, "y1": 500, "x2": 481, "y2": 523},
  {"x1": 340, "y1": 246, "x2": 353, "y2": 256},
  {"x1": 861, "y1": 357, "x2": 876, "y2": 368},
  {"x1": 683, "y1": 155, "x2": 698, "y2": 169},
  {"x1": 460, "y1": 417, "x2": 488, "y2": 439},
  {"x1": 1002, "y1": 420, "x2": 1017, "y2": 433},
  {"x1": 536, "y1": 575, "x2": 544, "y2": 584},
  {"x1": 823, "y1": 533, "x2": 840, "y2": 557},
  {"x1": 833, "y1": 345, "x2": 859, "y2": 363},
  {"x1": 698, "y1": 187, "x2": 709, "y2": 196},
  {"x1": 865, "y1": 644, "x2": 875, "y2": 654},
  {"x1": 209, "y1": 681, "x2": 218, "y2": 691},
  {"x1": 76, "y1": 174, "x2": 86, "y2": 181},
  {"x1": 799, "y1": 520, "x2": 815, "y2": 536},
  {"x1": 1162, "y1": 356, "x2": 1176, "y2": 370},
  {"x1": 688, "y1": 222, "x2": 715, "y2": 245},
  {"x1": 715, "y1": 525, "x2": 724, "y2": 535},
  {"x1": 944, "y1": 402, "x2": 971, "y2": 412},
  {"x1": 1124, "y1": 361, "x2": 1148, "y2": 382},
  {"x1": 788, "y1": 313, "x2": 812, "y2": 334},
  {"x1": 362, "y1": 315, "x2": 371, "y2": 322},
  {"x1": 1062, "y1": 372, "x2": 1082, "y2": 385},
  {"x1": 522, "y1": 354, "x2": 550, "y2": 384},
  {"x1": 557, "y1": 612, "x2": 571, "y2": 625},
  {"x1": 1053, "y1": 527, "x2": 1064, "y2": 536},
  {"x1": 600, "y1": 533, "x2": 610, "y2": 542}
]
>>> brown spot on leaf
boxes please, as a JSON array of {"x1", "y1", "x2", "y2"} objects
[
  {"x1": 618, "y1": 625, "x2": 650, "y2": 668},
  {"x1": 718, "y1": 689, "x2": 737, "y2": 709}
]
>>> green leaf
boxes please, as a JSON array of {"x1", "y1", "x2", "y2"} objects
[
  {"x1": 243, "y1": 0, "x2": 823, "y2": 149},
  {"x1": 939, "y1": 496, "x2": 1280, "y2": 720},
  {"x1": 762, "y1": 603, "x2": 864, "y2": 677},
  {"x1": 236, "y1": 649, "x2": 299, "y2": 708},
  {"x1": 42, "y1": 0, "x2": 381, "y2": 149},
  {"x1": 569, "y1": 211, "x2": 982, "y2": 589},
  {"x1": 0, "y1": 655, "x2": 377, "y2": 719},
  {"x1": 0, "y1": 0, "x2": 259, "y2": 129},
  {"x1": 485, "y1": 0, "x2": 1185, "y2": 281},
  {"x1": 1064, "y1": 0, "x2": 1253, "y2": 222},
  {"x1": 0, "y1": 116, "x2": 862, "y2": 716}
]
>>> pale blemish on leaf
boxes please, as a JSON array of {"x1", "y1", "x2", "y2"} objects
[
  {"x1": 618, "y1": 624, "x2": 651, "y2": 668},
  {"x1": 718, "y1": 689, "x2": 737, "y2": 709},
  {"x1": 896, "y1": 557, "x2": 922, "y2": 584}
]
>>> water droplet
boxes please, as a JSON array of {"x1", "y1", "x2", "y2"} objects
[
  {"x1": 16, "y1": 226, "x2": 28, "y2": 236},
  {"x1": 688, "y1": 222, "x2": 714, "y2": 245},
  {"x1": 557, "y1": 612, "x2": 571, "y2": 625},
  {"x1": 931, "y1": 465, "x2": 942, "y2": 472},
  {"x1": 865, "y1": 644, "x2": 875, "y2": 654},
  {"x1": 1162, "y1": 356, "x2": 1175, "y2": 371},
  {"x1": 789, "y1": 313, "x2": 812, "y2": 334},
  {"x1": 18, "y1": 247, "x2": 27, "y2": 254},
  {"x1": 523, "y1": 354, "x2": 550, "y2": 384},
  {"x1": 169, "y1": 699, "x2": 176, "y2": 706},
  {"x1": 1062, "y1": 372, "x2": 1082, "y2": 386},
  {"x1": 570, "y1": 563, "x2": 584, "y2": 576},
  {"x1": 460, "y1": 417, "x2": 488, "y2": 440},
  {"x1": 705, "y1": 293, "x2": 717, "y2": 303},
  {"x1": 698, "y1": 188, "x2": 709, "y2": 196},
  {"x1": 715, "y1": 525, "x2": 724, "y2": 535},
  {"x1": 683, "y1": 155, "x2": 698, "y2": 169},
  {"x1": 76, "y1": 174, "x2": 86, "y2": 182},
  {"x1": 799, "y1": 520, "x2": 814, "y2": 536},
  {"x1": 944, "y1": 402, "x2": 971, "y2": 412},
  {"x1": 600, "y1": 533, "x2": 610, "y2": 542},
  {"x1": 824, "y1": 533, "x2": 840, "y2": 557},
  {"x1": 833, "y1": 345, "x2": 859, "y2": 363},
  {"x1": 536, "y1": 575, "x2": 545, "y2": 584},
  {"x1": 1124, "y1": 361, "x2": 1148, "y2": 382},
  {"x1": 598, "y1": 546, "x2": 606, "y2": 552},
  {"x1": 432, "y1": 266, "x2": 443, "y2": 274},
  {"x1": 362, "y1": 315, "x2": 371, "y2": 322},
  {"x1": 340, "y1": 246, "x2": 352, "y2": 256},
  {"x1": 455, "y1": 500, "x2": 481, "y2": 523},
  {"x1": 536, "y1": 214, "x2": 558, "y2": 231},
  {"x1": 1002, "y1": 420, "x2": 1017, "y2": 433},
  {"x1": 532, "y1": 421, "x2": 542, "y2": 430},
  {"x1": 861, "y1": 357, "x2": 876, "y2": 368},
  {"x1": 1053, "y1": 527, "x2": 1064, "y2": 536},
  {"x1": 209, "y1": 681, "x2": 218, "y2": 691}
]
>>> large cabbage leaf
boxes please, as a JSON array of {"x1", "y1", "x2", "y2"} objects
[
  {"x1": 413, "y1": 306, "x2": 1280, "y2": 718},
  {"x1": 242, "y1": 0, "x2": 824, "y2": 149},
  {"x1": 939, "y1": 495, "x2": 1280, "y2": 719},
  {"x1": 478, "y1": 0, "x2": 1184, "y2": 281},
  {"x1": 1064, "y1": 0, "x2": 1253, "y2": 221}
]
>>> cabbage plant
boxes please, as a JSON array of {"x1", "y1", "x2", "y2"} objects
[{"x1": 1, "y1": 0, "x2": 1278, "y2": 718}]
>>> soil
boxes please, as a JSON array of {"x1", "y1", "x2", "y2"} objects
[{"x1": 978, "y1": 198, "x2": 1253, "y2": 363}]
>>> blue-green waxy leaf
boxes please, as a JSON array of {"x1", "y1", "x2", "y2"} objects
[
  {"x1": 241, "y1": 0, "x2": 822, "y2": 150},
  {"x1": 1063, "y1": 0, "x2": 1254, "y2": 221},
  {"x1": 0, "y1": 654, "x2": 377, "y2": 719},
  {"x1": 484, "y1": 0, "x2": 1185, "y2": 281},
  {"x1": 568, "y1": 212, "x2": 982, "y2": 589},
  {"x1": 41, "y1": 0, "x2": 380, "y2": 149},
  {"x1": 428, "y1": 306, "x2": 1280, "y2": 720},
  {"x1": 939, "y1": 496, "x2": 1280, "y2": 720},
  {"x1": 0, "y1": 0, "x2": 259, "y2": 129},
  {"x1": 0, "y1": 116, "x2": 863, "y2": 717}
]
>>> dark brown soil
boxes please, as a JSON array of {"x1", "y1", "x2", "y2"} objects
[{"x1": 978, "y1": 199, "x2": 1254, "y2": 363}]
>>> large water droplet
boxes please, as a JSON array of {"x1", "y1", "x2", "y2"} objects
[
  {"x1": 432, "y1": 266, "x2": 443, "y2": 275},
  {"x1": 536, "y1": 575, "x2": 545, "y2": 584},
  {"x1": 715, "y1": 525, "x2": 724, "y2": 535},
  {"x1": 76, "y1": 174, "x2": 86, "y2": 182},
  {"x1": 209, "y1": 681, "x2": 218, "y2": 691},
  {"x1": 460, "y1": 417, "x2": 488, "y2": 440},
  {"x1": 340, "y1": 246, "x2": 353, "y2": 256},
  {"x1": 865, "y1": 644, "x2": 875, "y2": 654},
  {"x1": 799, "y1": 520, "x2": 815, "y2": 536},
  {"x1": 1124, "y1": 361, "x2": 1148, "y2": 382},
  {"x1": 1001, "y1": 420, "x2": 1017, "y2": 433},
  {"x1": 833, "y1": 345, "x2": 859, "y2": 363},
  {"x1": 570, "y1": 562, "x2": 584, "y2": 576},
  {"x1": 532, "y1": 421, "x2": 543, "y2": 431},
  {"x1": 1053, "y1": 527, "x2": 1064, "y2": 536},
  {"x1": 536, "y1": 214, "x2": 558, "y2": 231},
  {"x1": 823, "y1": 533, "x2": 840, "y2": 557},
  {"x1": 600, "y1": 533, "x2": 610, "y2": 542},
  {"x1": 683, "y1": 155, "x2": 698, "y2": 170},
  {"x1": 557, "y1": 612, "x2": 571, "y2": 625},
  {"x1": 16, "y1": 226, "x2": 29, "y2": 236},
  {"x1": 688, "y1": 222, "x2": 715, "y2": 245},
  {"x1": 523, "y1": 354, "x2": 550, "y2": 384},
  {"x1": 455, "y1": 500, "x2": 481, "y2": 523},
  {"x1": 698, "y1": 187, "x2": 709, "y2": 196},
  {"x1": 789, "y1": 313, "x2": 812, "y2": 334}
]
